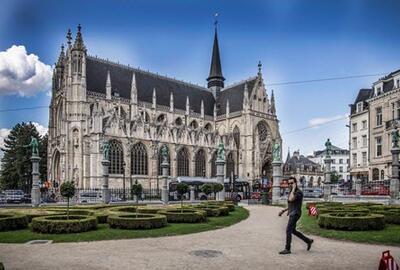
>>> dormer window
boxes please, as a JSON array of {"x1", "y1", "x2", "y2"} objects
[
  {"x1": 356, "y1": 102, "x2": 363, "y2": 113},
  {"x1": 375, "y1": 86, "x2": 382, "y2": 96}
]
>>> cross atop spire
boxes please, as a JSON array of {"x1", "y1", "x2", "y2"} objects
[
  {"x1": 207, "y1": 14, "x2": 225, "y2": 89},
  {"x1": 258, "y1": 61, "x2": 262, "y2": 76}
]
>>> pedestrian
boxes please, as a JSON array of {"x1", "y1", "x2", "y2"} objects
[{"x1": 278, "y1": 176, "x2": 313, "y2": 254}]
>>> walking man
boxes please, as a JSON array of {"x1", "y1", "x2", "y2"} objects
[{"x1": 278, "y1": 177, "x2": 313, "y2": 254}]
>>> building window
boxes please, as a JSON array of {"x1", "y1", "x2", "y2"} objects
[
  {"x1": 332, "y1": 166, "x2": 336, "y2": 171},
  {"x1": 177, "y1": 147, "x2": 189, "y2": 176},
  {"x1": 381, "y1": 170, "x2": 385, "y2": 180},
  {"x1": 362, "y1": 135, "x2": 367, "y2": 147},
  {"x1": 109, "y1": 140, "x2": 124, "y2": 174},
  {"x1": 211, "y1": 151, "x2": 217, "y2": 177},
  {"x1": 339, "y1": 159, "x2": 343, "y2": 164},
  {"x1": 339, "y1": 166, "x2": 343, "y2": 173},
  {"x1": 376, "y1": 137, "x2": 382, "y2": 157},
  {"x1": 362, "y1": 120, "x2": 367, "y2": 130},
  {"x1": 397, "y1": 79, "x2": 400, "y2": 88},
  {"x1": 226, "y1": 152, "x2": 235, "y2": 178},
  {"x1": 362, "y1": 152, "x2": 367, "y2": 166},
  {"x1": 372, "y1": 168, "x2": 379, "y2": 180},
  {"x1": 158, "y1": 145, "x2": 170, "y2": 176},
  {"x1": 352, "y1": 153, "x2": 357, "y2": 167},
  {"x1": 352, "y1": 137, "x2": 357, "y2": 149},
  {"x1": 352, "y1": 123, "x2": 357, "y2": 132},
  {"x1": 257, "y1": 121, "x2": 268, "y2": 142},
  {"x1": 131, "y1": 142, "x2": 148, "y2": 175},
  {"x1": 195, "y1": 149, "x2": 206, "y2": 177},
  {"x1": 376, "y1": 107, "x2": 382, "y2": 126}
]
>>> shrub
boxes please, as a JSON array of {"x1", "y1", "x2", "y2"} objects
[
  {"x1": 201, "y1": 201, "x2": 235, "y2": 212},
  {"x1": 108, "y1": 206, "x2": 138, "y2": 214},
  {"x1": 2, "y1": 209, "x2": 63, "y2": 223},
  {"x1": 318, "y1": 212, "x2": 385, "y2": 231},
  {"x1": 136, "y1": 207, "x2": 165, "y2": 214},
  {"x1": 0, "y1": 214, "x2": 28, "y2": 231},
  {"x1": 158, "y1": 209, "x2": 207, "y2": 223},
  {"x1": 108, "y1": 213, "x2": 167, "y2": 229},
  {"x1": 131, "y1": 180, "x2": 143, "y2": 203},
  {"x1": 192, "y1": 205, "x2": 220, "y2": 217},
  {"x1": 371, "y1": 209, "x2": 400, "y2": 225},
  {"x1": 31, "y1": 215, "x2": 97, "y2": 234},
  {"x1": 60, "y1": 181, "x2": 76, "y2": 219}
]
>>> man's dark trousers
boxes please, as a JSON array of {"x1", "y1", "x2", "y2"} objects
[{"x1": 285, "y1": 213, "x2": 311, "y2": 251}]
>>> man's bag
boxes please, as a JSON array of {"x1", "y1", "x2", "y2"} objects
[{"x1": 378, "y1": 250, "x2": 399, "y2": 270}]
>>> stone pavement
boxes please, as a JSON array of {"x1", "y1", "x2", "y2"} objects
[{"x1": 0, "y1": 205, "x2": 399, "y2": 270}]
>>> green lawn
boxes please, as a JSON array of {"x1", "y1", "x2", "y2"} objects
[
  {"x1": 298, "y1": 205, "x2": 400, "y2": 246},
  {"x1": 0, "y1": 206, "x2": 249, "y2": 243}
]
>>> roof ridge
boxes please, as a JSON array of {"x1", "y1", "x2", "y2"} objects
[
  {"x1": 222, "y1": 76, "x2": 257, "y2": 91},
  {"x1": 87, "y1": 55, "x2": 209, "y2": 92}
]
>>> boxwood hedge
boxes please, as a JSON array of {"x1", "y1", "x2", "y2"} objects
[
  {"x1": 318, "y1": 212, "x2": 385, "y2": 231},
  {"x1": 201, "y1": 201, "x2": 235, "y2": 212},
  {"x1": 0, "y1": 214, "x2": 29, "y2": 231},
  {"x1": 157, "y1": 209, "x2": 207, "y2": 223},
  {"x1": 107, "y1": 206, "x2": 138, "y2": 213},
  {"x1": 371, "y1": 209, "x2": 400, "y2": 225},
  {"x1": 136, "y1": 207, "x2": 165, "y2": 214},
  {"x1": 31, "y1": 215, "x2": 98, "y2": 234},
  {"x1": 108, "y1": 213, "x2": 167, "y2": 229}
]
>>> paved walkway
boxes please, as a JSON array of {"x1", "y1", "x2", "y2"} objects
[{"x1": 0, "y1": 205, "x2": 399, "y2": 270}]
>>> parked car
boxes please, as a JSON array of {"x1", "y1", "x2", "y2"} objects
[
  {"x1": 5, "y1": 190, "x2": 25, "y2": 204},
  {"x1": 78, "y1": 191, "x2": 101, "y2": 203},
  {"x1": 303, "y1": 188, "x2": 323, "y2": 198}
]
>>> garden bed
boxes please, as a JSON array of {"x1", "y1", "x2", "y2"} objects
[
  {"x1": 108, "y1": 213, "x2": 167, "y2": 229},
  {"x1": 0, "y1": 214, "x2": 28, "y2": 231},
  {"x1": 157, "y1": 209, "x2": 207, "y2": 223},
  {"x1": 31, "y1": 215, "x2": 97, "y2": 234}
]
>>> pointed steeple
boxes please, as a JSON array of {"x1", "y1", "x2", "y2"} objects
[
  {"x1": 66, "y1": 29, "x2": 72, "y2": 48},
  {"x1": 130, "y1": 72, "x2": 137, "y2": 104},
  {"x1": 169, "y1": 92, "x2": 174, "y2": 112},
  {"x1": 186, "y1": 96, "x2": 190, "y2": 115},
  {"x1": 56, "y1": 44, "x2": 65, "y2": 68},
  {"x1": 285, "y1": 147, "x2": 291, "y2": 164},
  {"x1": 73, "y1": 24, "x2": 86, "y2": 51},
  {"x1": 201, "y1": 99, "x2": 204, "y2": 118},
  {"x1": 270, "y1": 89, "x2": 276, "y2": 115},
  {"x1": 213, "y1": 103, "x2": 217, "y2": 120},
  {"x1": 207, "y1": 23, "x2": 225, "y2": 89},
  {"x1": 226, "y1": 99, "x2": 230, "y2": 117},
  {"x1": 152, "y1": 88, "x2": 157, "y2": 109},
  {"x1": 243, "y1": 82, "x2": 249, "y2": 111},
  {"x1": 106, "y1": 70, "x2": 111, "y2": 99}
]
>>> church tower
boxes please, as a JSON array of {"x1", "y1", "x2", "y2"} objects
[{"x1": 207, "y1": 22, "x2": 225, "y2": 100}]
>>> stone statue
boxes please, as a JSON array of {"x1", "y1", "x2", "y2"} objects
[
  {"x1": 102, "y1": 140, "x2": 110, "y2": 160},
  {"x1": 325, "y1": 138, "x2": 332, "y2": 158},
  {"x1": 25, "y1": 136, "x2": 39, "y2": 157},
  {"x1": 392, "y1": 128, "x2": 399, "y2": 148},
  {"x1": 217, "y1": 143, "x2": 225, "y2": 161},
  {"x1": 272, "y1": 143, "x2": 281, "y2": 162},
  {"x1": 161, "y1": 144, "x2": 169, "y2": 164}
]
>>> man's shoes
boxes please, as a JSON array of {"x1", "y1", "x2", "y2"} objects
[
  {"x1": 279, "y1": 249, "x2": 291, "y2": 255},
  {"x1": 307, "y1": 239, "x2": 314, "y2": 251}
]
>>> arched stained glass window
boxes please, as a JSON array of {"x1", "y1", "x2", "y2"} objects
[
  {"x1": 257, "y1": 121, "x2": 268, "y2": 142},
  {"x1": 177, "y1": 147, "x2": 189, "y2": 176},
  {"x1": 109, "y1": 140, "x2": 123, "y2": 174},
  {"x1": 131, "y1": 142, "x2": 148, "y2": 175},
  {"x1": 195, "y1": 149, "x2": 206, "y2": 177}
]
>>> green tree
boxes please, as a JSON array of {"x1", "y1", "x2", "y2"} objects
[
  {"x1": 200, "y1": 183, "x2": 212, "y2": 199},
  {"x1": 0, "y1": 122, "x2": 41, "y2": 190},
  {"x1": 330, "y1": 171, "x2": 340, "y2": 183},
  {"x1": 60, "y1": 181, "x2": 75, "y2": 219},
  {"x1": 212, "y1": 183, "x2": 224, "y2": 199},
  {"x1": 176, "y1": 182, "x2": 189, "y2": 212},
  {"x1": 131, "y1": 180, "x2": 143, "y2": 204},
  {"x1": 39, "y1": 134, "x2": 48, "y2": 183}
]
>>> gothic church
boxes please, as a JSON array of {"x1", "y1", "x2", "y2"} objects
[{"x1": 48, "y1": 25, "x2": 281, "y2": 189}]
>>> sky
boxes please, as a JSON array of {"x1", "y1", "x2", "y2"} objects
[{"x1": 0, "y1": 0, "x2": 400, "y2": 157}]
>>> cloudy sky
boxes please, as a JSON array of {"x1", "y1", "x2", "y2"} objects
[{"x1": 0, "y1": 0, "x2": 400, "y2": 156}]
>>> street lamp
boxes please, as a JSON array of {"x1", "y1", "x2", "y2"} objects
[{"x1": 122, "y1": 161, "x2": 126, "y2": 201}]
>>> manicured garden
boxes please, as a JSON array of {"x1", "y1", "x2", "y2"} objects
[
  {"x1": 299, "y1": 202, "x2": 400, "y2": 246},
  {"x1": 0, "y1": 202, "x2": 248, "y2": 243}
]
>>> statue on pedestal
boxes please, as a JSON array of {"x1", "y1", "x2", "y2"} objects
[
  {"x1": 217, "y1": 143, "x2": 225, "y2": 161},
  {"x1": 25, "y1": 136, "x2": 39, "y2": 157},
  {"x1": 392, "y1": 128, "x2": 399, "y2": 148},
  {"x1": 102, "y1": 140, "x2": 110, "y2": 160},
  {"x1": 325, "y1": 138, "x2": 332, "y2": 158},
  {"x1": 272, "y1": 143, "x2": 281, "y2": 162},
  {"x1": 161, "y1": 144, "x2": 169, "y2": 164}
]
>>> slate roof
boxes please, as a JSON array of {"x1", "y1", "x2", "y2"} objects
[
  {"x1": 284, "y1": 152, "x2": 320, "y2": 172},
  {"x1": 217, "y1": 77, "x2": 257, "y2": 115},
  {"x1": 86, "y1": 57, "x2": 216, "y2": 116},
  {"x1": 207, "y1": 30, "x2": 224, "y2": 83},
  {"x1": 350, "y1": 88, "x2": 372, "y2": 114},
  {"x1": 313, "y1": 145, "x2": 349, "y2": 157}
]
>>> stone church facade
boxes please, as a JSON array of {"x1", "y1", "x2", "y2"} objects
[{"x1": 47, "y1": 25, "x2": 281, "y2": 189}]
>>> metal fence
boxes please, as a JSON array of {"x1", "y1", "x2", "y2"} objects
[{"x1": 361, "y1": 180, "x2": 390, "y2": 196}]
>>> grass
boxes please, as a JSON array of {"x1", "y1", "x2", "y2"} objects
[
  {"x1": 298, "y1": 205, "x2": 400, "y2": 246},
  {"x1": 0, "y1": 206, "x2": 249, "y2": 243}
]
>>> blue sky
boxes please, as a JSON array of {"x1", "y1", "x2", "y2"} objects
[{"x1": 1, "y1": 0, "x2": 400, "y2": 156}]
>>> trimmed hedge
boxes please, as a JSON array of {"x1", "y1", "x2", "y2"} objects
[
  {"x1": 201, "y1": 201, "x2": 235, "y2": 212},
  {"x1": 371, "y1": 209, "x2": 400, "y2": 225},
  {"x1": 108, "y1": 206, "x2": 138, "y2": 213},
  {"x1": 158, "y1": 209, "x2": 207, "y2": 223},
  {"x1": 317, "y1": 207, "x2": 369, "y2": 215},
  {"x1": 31, "y1": 215, "x2": 98, "y2": 234},
  {"x1": 192, "y1": 206, "x2": 220, "y2": 217},
  {"x1": 136, "y1": 207, "x2": 165, "y2": 214},
  {"x1": 108, "y1": 213, "x2": 167, "y2": 229},
  {"x1": 0, "y1": 214, "x2": 28, "y2": 231},
  {"x1": 307, "y1": 202, "x2": 343, "y2": 209},
  {"x1": 2, "y1": 209, "x2": 63, "y2": 223},
  {"x1": 318, "y1": 212, "x2": 385, "y2": 231}
]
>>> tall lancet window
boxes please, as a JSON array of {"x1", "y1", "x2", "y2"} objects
[
  {"x1": 109, "y1": 140, "x2": 124, "y2": 174},
  {"x1": 131, "y1": 142, "x2": 148, "y2": 175},
  {"x1": 195, "y1": 149, "x2": 206, "y2": 177},
  {"x1": 177, "y1": 147, "x2": 189, "y2": 176}
]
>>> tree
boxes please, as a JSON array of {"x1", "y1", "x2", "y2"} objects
[
  {"x1": 200, "y1": 184, "x2": 212, "y2": 199},
  {"x1": 39, "y1": 134, "x2": 48, "y2": 183},
  {"x1": 212, "y1": 183, "x2": 224, "y2": 199},
  {"x1": 330, "y1": 171, "x2": 340, "y2": 183},
  {"x1": 0, "y1": 122, "x2": 41, "y2": 190},
  {"x1": 131, "y1": 180, "x2": 143, "y2": 204},
  {"x1": 60, "y1": 181, "x2": 75, "y2": 219},
  {"x1": 176, "y1": 182, "x2": 189, "y2": 212}
]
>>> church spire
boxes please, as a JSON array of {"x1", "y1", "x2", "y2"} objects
[
  {"x1": 56, "y1": 44, "x2": 65, "y2": 68},
  {"x1": 207, "y1": 15, "x2": 225, "y2": 90},
  {"x1": 270, "y1": 89, "x2": 276, "y2": 115},
  {"x1": 73, "y1": 24, "x2": 86, "y2": 51}
]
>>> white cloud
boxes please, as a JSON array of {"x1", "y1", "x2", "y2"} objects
[
  {"x1": 0, "y1": 128, "x2": 11, "y2": 149},
  {"x1": 32, "y1": 122, "x2": 48, "y2": 137},
  {"x1": 308, "y1": 114, "x2": 348, "y2": 128},
  {"x1": 0, "y1": 45, "x2": 52, "y2": 97}
]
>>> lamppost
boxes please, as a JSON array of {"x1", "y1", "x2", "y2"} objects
[{"x1": 122, "y1": 161, "x2": 126, "y2": 201}]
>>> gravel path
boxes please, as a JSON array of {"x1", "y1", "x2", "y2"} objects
[{"x1": 0, "y1": 205, "x2": 399, "y2": 270}]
